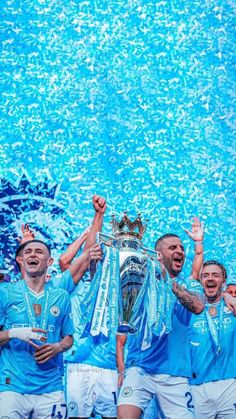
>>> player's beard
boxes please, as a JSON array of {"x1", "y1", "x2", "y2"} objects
[
  {"x1": 163, "y1": 256, "x2": 184, "y2": 278},
  {"x1": 204, "y1": 285, "x2": 222, "y2": 303}
]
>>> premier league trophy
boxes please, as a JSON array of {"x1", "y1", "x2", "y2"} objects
[{"x1": 98, "y1": 212, "x2": 157, "y2": 335}]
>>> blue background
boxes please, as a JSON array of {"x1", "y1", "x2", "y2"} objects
[{"x1": 0, "y1": 0, "x2": 235, "y2": 278}]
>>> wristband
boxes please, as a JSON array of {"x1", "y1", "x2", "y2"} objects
[{"x1": 195, "y1": 241, "x2": 203, "y2": 245}]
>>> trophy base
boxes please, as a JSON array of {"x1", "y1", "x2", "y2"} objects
[{"x1": 117, "y1": 322, "x2": 137, "y2": 335}]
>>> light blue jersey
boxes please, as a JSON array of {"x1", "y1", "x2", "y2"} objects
[
  {"x1": 82, "y1": 333, "x2": 116, "y2": 370},
  {"x1": 189, "y1": 298, "x2": 236, "y2": 385},
  {"x1": 52, "y1": 268, "x2": 75, "y2": 294},
  {"x1": 186, "y1": 279, "x2": 204, "y2": 295},
  {"x1": 0, "y1": 280, "x2": 74, "y2": 394},
  {"x1": 64, "y1": 279, "x2": 93, "y2": 363},
  {"x1": 126, "y1": 299, "x2": 191, "y2": 376},
  {"x1": 126, "y1": 275, "x2": 192, "y2": 376},
  {"x1": 65, "y1": 278, "x2": 117, "y2": 370}
]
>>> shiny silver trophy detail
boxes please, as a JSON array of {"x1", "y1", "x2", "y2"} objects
[{"x1": 98, "y1": 213, "x2": 157, "y2": 335}]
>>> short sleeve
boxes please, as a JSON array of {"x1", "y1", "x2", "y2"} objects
[
  {"x1": 52, "y1": 270, "x2": 76, "y2": 294},
  {"x1": 60, "y1": 293, "x2": 74, "y2": 337}
]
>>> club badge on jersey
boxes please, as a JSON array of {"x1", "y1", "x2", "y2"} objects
[{"x1": 208, "y1": 306, "x2": 217, "y2": 317}]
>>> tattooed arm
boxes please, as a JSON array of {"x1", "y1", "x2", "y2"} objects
[{"x1": 172, "y1": 281, "x2": 204, "y2": 314}]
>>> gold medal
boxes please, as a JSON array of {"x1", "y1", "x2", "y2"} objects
[
  {"x1": 33, "y1": 304, "x2": 42, "y2": 316},
  {"x1": 208, "y1": 306, "x2": 217, "y2": 317}
]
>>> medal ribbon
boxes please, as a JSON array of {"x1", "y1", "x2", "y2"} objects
[
  {"x1": 164, "y1": 272, "x2": 176, "y2": 333},
  {"x1": 205, "y1": 299, "x2": 224, "y2": 354},
  {"x1": 152, "y1": 267, "x2": 166, "y2": 336},
  {"x1": 21, "y1": 281, "x2": 51, "y2": 330}
]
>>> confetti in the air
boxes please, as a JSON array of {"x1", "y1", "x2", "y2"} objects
[{"x1": 0, "y1": 0, "x2": 235, "y2": 277}]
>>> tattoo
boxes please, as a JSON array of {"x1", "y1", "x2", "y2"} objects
[{"x1": 172, "y1": 281, "x2": 203, "y2": 313}]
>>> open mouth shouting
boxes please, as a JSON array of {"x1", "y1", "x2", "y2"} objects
[
  {"x1": 172, "y1": 256, "x2": 184, "y2": 271},
  {"x1": 204, "y1": 281, "x2": 218, "y2": 294},
  {"x1": 27, "y1": 259, "x2": 40, "y2": 267}
]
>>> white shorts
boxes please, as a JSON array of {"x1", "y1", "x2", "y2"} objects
[
  {"x1": 191, "y1": 378, "x2": 236, "y2": 418},
  {"x1": 0, "y1": 390, "x2": 66, "y2": 419},
  {"x1": 66, "y1": 363, "x2": 118, "y2": 418},
  {"x1": 118, "y1": 366, "x2": 194, "y2": 419}
]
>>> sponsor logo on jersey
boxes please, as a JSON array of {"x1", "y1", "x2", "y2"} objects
[{"x1": 193, "y1": 317, "x2": 232, "y2": 330}]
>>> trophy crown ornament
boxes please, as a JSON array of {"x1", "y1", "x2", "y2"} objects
[{"x1": 111, "y1": 212, "x2": 148, "y2": 240}]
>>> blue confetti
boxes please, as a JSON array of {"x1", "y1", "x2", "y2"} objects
[{"x1": 0, "y1": 0, "x2": 235, "y2": 280}]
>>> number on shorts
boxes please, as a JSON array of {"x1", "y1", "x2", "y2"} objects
[
  {"x1": 112, "y1": 391, "x2": 117, "y2": 405},
  {"x1": 51, "y1": 403, "x2": 67, "y2": 419},
  {"x1": 185, "y1": 392, "x2": 194, "y2": 410}
]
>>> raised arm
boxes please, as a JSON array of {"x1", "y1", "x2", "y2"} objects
[
  {"x1": 59, "y1": 226, "x2": 91, "y2": 272},
  {"x1": 83, "y1": 195, "x2": 107, "y2": 251},
  {"x1": 17, "y1": 224, "x2": 35, "y2": 244},
  {"x1": 59, "y1": 195, "x2": 106, "y2": 284},
  {"x1": 185, "y1": 217, "x2": 204, "y2": 280},
  {"x1": 68, "y1": 243, "x2": 102, "y2": 284}
]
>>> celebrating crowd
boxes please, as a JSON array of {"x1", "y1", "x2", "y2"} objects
[{"x1": 0, "y1": 196, "x2": 235, "y2": 419}]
